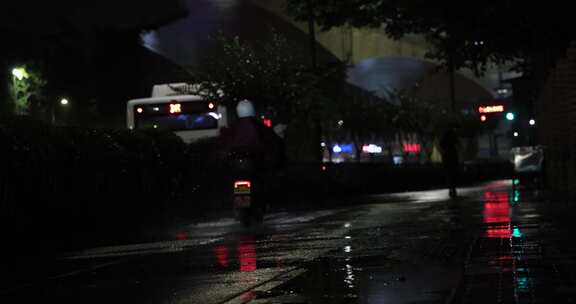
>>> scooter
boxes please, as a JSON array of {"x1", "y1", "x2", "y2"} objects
[{"x1": 229, "y1": 153, "x2": 265, "y2": 227}]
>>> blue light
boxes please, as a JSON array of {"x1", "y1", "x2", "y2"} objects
[
  {"x1": 340, "y1": 144, "x2": 354, "y2": 153},
  {"x1": 333, "y1": 144, "x2": 354, "y2": 154}
]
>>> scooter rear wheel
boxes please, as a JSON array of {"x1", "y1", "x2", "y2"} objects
[{"x1": 238, "y1": 209, "x2": 253, "y2": 228}]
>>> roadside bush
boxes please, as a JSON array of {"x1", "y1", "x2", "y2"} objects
[{"x1": 0, "y1": 117, "x2": 196, "y2": 250}]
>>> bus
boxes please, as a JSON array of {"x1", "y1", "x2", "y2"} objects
[{"x1": 127, "y1": 84, "x2": 229, "y2": 144}]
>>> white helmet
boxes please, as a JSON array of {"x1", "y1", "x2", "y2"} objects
[{"x1": 236, "y1": 100, "x2": 255, "y2": 118}]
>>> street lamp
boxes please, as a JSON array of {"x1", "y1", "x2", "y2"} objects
[
  {"x1": 506, "y1": 112, "x2": 515, "y2": 121},
  {"x1": 52, "y1": 98, "x2": 70, "y2": 124},
  {"x1": 529, "y1": 119, "x2": 535, "y2": 126},
  {"x1": 11, "y1": 67, "x2": 28, "y2": 81}
]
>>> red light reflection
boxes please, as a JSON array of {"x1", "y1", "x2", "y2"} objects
[
  {"x1": 241, "y1": 291, "x2": 256, "y2": 303},
  {"x1": 215, "y1": 245, "x2": 230, "y2": 268},
  {"x1": 239, "y1": 237, "x2": 257, "y2": 272},
  {"x1": 483, "y1": 191, "x2": 511, "y2": 238},
  {"x1": 176, "y1": 232, "x2": 188, "y2": 240}
]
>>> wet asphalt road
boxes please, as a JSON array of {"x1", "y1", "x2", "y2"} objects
[{"x1": 2, "y1": 180, "x2": 575, "y2": 303}]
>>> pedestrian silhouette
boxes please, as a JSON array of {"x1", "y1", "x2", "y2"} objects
[{"x1": 440, "y1": 126, "x2": 459, "y2": 198}]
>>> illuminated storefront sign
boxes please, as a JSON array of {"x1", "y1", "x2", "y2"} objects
[{"x1": 478, "y1": 105, "x2": 504, "y2": 114}]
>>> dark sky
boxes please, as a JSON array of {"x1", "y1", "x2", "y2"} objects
[{"x1": 0, "y1": 1, "x2": 187, "y2": 33}]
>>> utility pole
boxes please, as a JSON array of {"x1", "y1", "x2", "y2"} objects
[
  {"x1": 447, "y1": 40, "x2": 456, "y2": 113},
  {"x1": 307, "y1": 1, "x2": 323, "y2": 163},
  {"x1": 307, "y1": 3, "x2": 318, "y2": 69}
]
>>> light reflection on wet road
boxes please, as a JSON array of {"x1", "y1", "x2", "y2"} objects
[{"x1": 1, "y1": 180, "x2": 574, "y2": 303}]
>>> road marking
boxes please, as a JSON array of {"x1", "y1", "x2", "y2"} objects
[
  {"x1": 64, "y1": 237, "x2": 224, "y2": 260},
  {"x1": 48, "y1": 260, "x2": 123, "y2": 280}
]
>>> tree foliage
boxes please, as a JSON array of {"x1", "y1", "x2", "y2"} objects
[
  {"x1": 9, "y1": 64, "x2": 47, "y2": 116},
  {"x1": 182, "y1": 31, "x2": 346, "y2": 124}
]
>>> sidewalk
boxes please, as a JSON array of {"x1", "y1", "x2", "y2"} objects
[{"x1": 450, "y1": 182, "x2": 576, "y2": 303}]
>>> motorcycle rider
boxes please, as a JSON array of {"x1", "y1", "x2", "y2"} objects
[
  {"x1": 220, "y1": 100, "x2": 285, "y2": 172},
  {"x1": 219, "y1": 100, "x2": 285, "y2": 222}
]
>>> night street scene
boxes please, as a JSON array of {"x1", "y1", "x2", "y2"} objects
[{"x1": 2, "y1": 1, "x2": 576, "y2": 303}]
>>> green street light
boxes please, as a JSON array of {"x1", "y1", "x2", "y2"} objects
[
  {"x1": 506, "y1": 112, "x2": 515, "y2": 121},
  {"x1": 11, "y1": 67, "x2": 28, "y2": 81}
]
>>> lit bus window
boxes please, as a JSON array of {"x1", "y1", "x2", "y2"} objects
[{"x1": 136, "y1": 113, "x2": 218, "y2": 131}]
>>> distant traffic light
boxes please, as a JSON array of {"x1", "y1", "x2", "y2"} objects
[
  {"x1": 480, "y1": 115, "x2": 487, "y2": 122},
  {"x1": 506, "y1": 112, "x2": 515, "y2": 121}
]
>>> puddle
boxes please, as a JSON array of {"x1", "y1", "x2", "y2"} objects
[{"x1": 259, "y1": 252, "x2": 460, "y2": 303}]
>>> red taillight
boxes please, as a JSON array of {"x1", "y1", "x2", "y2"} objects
[
  {"x1": 234, "y1": 180, "x2": 252, "y2": 194},
  {"x1": 234, "y1": 181, "x2": 251, "y2": 189}
]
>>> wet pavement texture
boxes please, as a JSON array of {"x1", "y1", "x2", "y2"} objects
[{"x1": 1, "y1": 180, "x2": 576, "y2": 303}]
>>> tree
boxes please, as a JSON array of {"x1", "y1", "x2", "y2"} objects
[
  {"x1": 9, "y1": 64, "x2": 46, "y2": 116},
  {"x1": 183, "y1": 31, "x2": 345, "y2": 124},
  {"x1": 337, "y1": 90, "x2": 395, "y2": 162},
  {"x1": 392, "y1": 90, "x2": 450, "y2": 162},
  {"x1": 180, "y1": 31, "x2": 347, "y2": 162}
]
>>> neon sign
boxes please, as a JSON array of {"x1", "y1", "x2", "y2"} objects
[
  {"x1": 362, "y1": 144, "x2": 383, "y2": 154},
  {"x1": 403, "y1": 144, "x2": 421, "y2": 153},
  {"x1": 478, "y1": 105, "x2": 504, "y2": 114}
]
